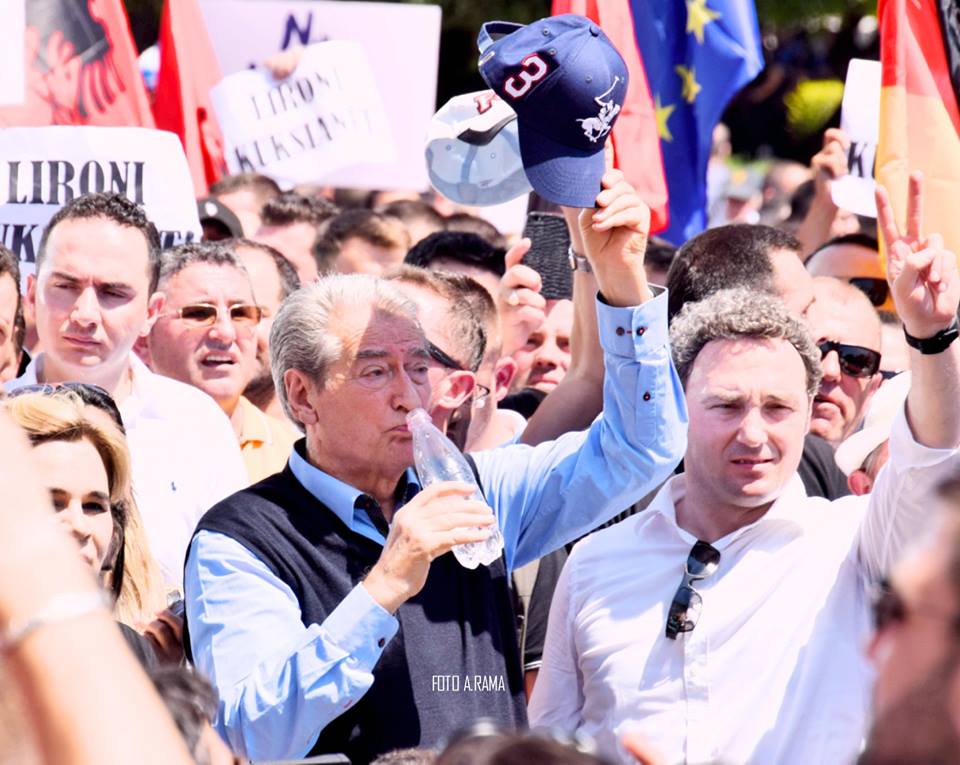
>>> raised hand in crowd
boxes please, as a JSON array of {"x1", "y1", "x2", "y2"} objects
[
  {"x1": 576, "y1": 168, "x2": 652, "y2": 307},
  {"x1": 795, "y1": 127, "x2": 858, "y2": 257},
  {"x1": 262, "y1": 45, "x2": 304, "y2": 79},
  {"x1": 496, "y1": 237, "x2": 544, "y2": 358},
  {"x1": 0, "y1": 411, "x2": 193, "y2": 765},
  {"x1": 876, "y1": 171, "x2": 960, "y2": 449}
]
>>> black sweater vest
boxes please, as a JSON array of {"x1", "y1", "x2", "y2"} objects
[{"x1": 186, "y1": 465, "x2": 526, "y2": 764}]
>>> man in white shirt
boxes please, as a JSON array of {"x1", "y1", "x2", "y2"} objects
[
  {"x1": 530, "y1": 176, "x2": 960, "y2": 764},
  {"x1": 6, "y1": 193, "x2": 247, "y2": 587}
]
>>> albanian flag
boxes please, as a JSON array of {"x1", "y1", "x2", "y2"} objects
[
  {"x1": 877, "y1": 0, "x2": 960, "y2": 257},
  {"x1": 0, "y1": 0, "x2": 154, "y2": 128}
]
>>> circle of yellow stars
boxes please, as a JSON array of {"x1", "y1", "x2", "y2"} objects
[{"x1": 654, "y1": 0, "x2": 721, "y2": 142}]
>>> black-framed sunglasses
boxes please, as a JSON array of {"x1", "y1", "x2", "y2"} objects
[
  {"x1": 665, "y1": 540, "x2": 721, "y2": 640},
  {"x1": 165, "y1": 302, "x2": 262, "y2": 328},
  {"x1": 849, "y1": 277, "x2": 890, "y2": 307},
  {"x1": 818, "y1": 340, "x2": 882, "y2": 378},
  {"x1": 872, "y1": 578, "x2": 960, "y2": 634},
  {"x1": 426, "y1": 340, "x2": 465, "y2": 371},
  {"x1": 7, "y1": 381, "x2": 125, "y2": 433}
]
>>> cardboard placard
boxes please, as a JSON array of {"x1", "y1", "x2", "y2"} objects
[
  {"x1": 0, "y1": 127, "x2": 202, "y2": 283},
  {"x1": 832, "y1": 58, "x2": 881, "y2": 218},
  {"x1": 211, "y1": 41, "x2": 394, "y2": 187},
  {"x1": 199, "y1": 0, "x2": 440, "y2": 190}
]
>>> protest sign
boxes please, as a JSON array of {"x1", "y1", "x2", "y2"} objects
[
  {"x1": 0, "y1": 0, "x2": 25, "y2": 106},
  {"x1": 0, "y1": 127, "x2": 201, "y2": 283},
  {"x1": 199, "y1": 0, "x2": 440, "y2": 190},
  {"x1": 211, "y1": 41, "x2": 394, "y2": 187},
  {"x1": 832, "y1": 58, "x2": 881, "y2": 218}
]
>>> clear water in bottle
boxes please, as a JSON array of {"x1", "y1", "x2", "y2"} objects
[{"x1": 406, "y1": 408, "x2": 503, "y2": 569}]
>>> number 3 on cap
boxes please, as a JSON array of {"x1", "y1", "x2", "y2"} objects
[{"x1": 503, "y1": 54, "x2": 550, "y2": 99}]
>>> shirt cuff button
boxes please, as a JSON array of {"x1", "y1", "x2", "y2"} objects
[
  {"x1": 636, "y1": 326, "x2": 646, "y2": 336},
  {"x1": 642, "y1": 392, "x2": 652, "y2": 401},
  {"x1": 377, "y1": 637, "x2": 386, "y2": 648},
  {"x1": 615, "y1": 327, "x2": 626, "y2": 336}
]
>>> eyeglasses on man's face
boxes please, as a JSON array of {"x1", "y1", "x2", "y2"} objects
[
  {"x1": 426, "y1": 341, "x2": 490, "y2": 406},
  {"x1": 818, "y1": 340, "x2": 882, "y2": 379},
  {"x1": 665, "y1": 540, "x2": 721, "y2": 639},
  {"x1": 165, "y1": 303, "x2": 262, "y2": 329}
]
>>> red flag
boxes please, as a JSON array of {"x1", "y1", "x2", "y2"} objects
[
  {"x1": 877, "y1": 0, "x2": 960, "y2": 259},
  {"x1": 0, "y1": 0, "x2": 154, "y2": 128},
  {"x1": 153, "y1": 0, "x2": 226, "y2": 196},
  {"x1": 551, "y1": 0, "x2": 668, "y2": 232}
]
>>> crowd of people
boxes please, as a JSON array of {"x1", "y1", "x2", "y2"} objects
[{"x1": 3, "y1": 13, "x2": 960, "y2": 765}]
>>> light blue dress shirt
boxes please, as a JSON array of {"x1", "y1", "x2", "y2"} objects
[{"x1": 185, "y1": 290, "x2": 687, "y2": 760}]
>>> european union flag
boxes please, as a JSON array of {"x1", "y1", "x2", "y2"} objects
[{"x1": 629, "y1": 0, "x2": 763, "y2": 244}]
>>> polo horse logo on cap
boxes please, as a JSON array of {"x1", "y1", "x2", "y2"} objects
[{"x1": 577, "y1": 77, "x2": 622, "y2": 143}]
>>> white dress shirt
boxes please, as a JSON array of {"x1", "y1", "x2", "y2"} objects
[
  {"x1": 529, "y1": 405, "x2": 958, "y2": 765},
  {"x1": 8, "y1": 353, "x2": 248, "y2": 587}
]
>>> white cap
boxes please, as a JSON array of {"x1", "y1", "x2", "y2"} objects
[
  {"x1": 425, "y1": 90, "x2": 532, "y2": 206},
  {"x1": 834, "y1": 371, "x2": 911, "y2": 475}
]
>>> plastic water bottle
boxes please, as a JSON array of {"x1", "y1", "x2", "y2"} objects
[{"x1": 406, "y1": 408, "x2": 504, "y2": 569}]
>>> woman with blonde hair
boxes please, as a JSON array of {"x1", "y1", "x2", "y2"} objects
[{"x1": 4, "y1": 385, "x2": 171, "y2": 657}]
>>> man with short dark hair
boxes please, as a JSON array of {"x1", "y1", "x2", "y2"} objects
[
  {"x1": 210, "y1": 172, "x2": 282, "y2": 236},
  {"x1": 313, "y1": 209, "x2": 411, "y2": 277},
  {"x1": 532, "y1": 181, "x2": 960, "y2": 765},
  {"x1": 144, "y1": 242, "x2": 298, "y2": 483},
  {"x1": 404, "y1": 231, "x2": 506, "y2": 297},
  {"x1": 232, "y1": 238, "x2": 301, "y2": 420},
  {"x1": 0, "y1": 244, "x2": 24, "y2": 382},
  {"x1": 666, "y1": 221, "x2": 847, "y2": 499},
  {"x1": 7, "y1": 193, "x2": 246, "y2": 586},
  {"x1": 253, "y1": 192, "x2": 338, "y2": 284},
  {"x1": 666, "y1": 223, "x2": 815, "y2": 321}
]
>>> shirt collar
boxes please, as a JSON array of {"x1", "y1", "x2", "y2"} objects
[
  {"x1": 647, "y1": 472, "x2": 808, "y2": 548},
  {"x1": 237, "y1": 396, "x2": 272, "y2": 447},
  {"x1": 288, "y1": 440, "x2": 421, "y2": 532}
]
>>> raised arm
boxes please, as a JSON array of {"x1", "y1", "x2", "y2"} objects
[
  {"x1": 857, "y1": 173, "x2": 960, "y2": 578},
  {"x1": 521, "y1": 171, "x2": 652, "y2": 445}
]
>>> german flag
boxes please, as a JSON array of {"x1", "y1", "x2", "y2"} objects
[{"x1": 877, "y1": 0, "x2": 960, "y2": 256}]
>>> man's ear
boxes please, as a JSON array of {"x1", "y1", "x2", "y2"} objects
[
  {"x1": 493, "y1": 357, "x2": 518, "y2": 402},
  {"x1": 132, "y1": 334, "x2": 152, "y2": 367},
  {"x1": 25, "y1": 273, "x2": 37, "y2": 311},
  {"x1": 142, "y1": 291, "x2": 165, "y2": 336},
  {"x1": 433, "y1": 370, "x2": 476, "y2": 411},
  {"x1": 848, "y1": 469, "x2": 873, "y2": 496},
  {"x1": 284, "y1": 369, "x2": 320, "y2": 426}
]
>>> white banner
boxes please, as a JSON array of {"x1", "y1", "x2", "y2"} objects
[
  {"x1": 0, "y1": 0, "x2": 25, "y2": 106},
  {"x1": 0, "y1": 127, "x2": 202, "y2": 283},
  {"x1": 199, "y1": 0, "x2": 441, "y2": 191},
  {"x1": 212, "y1": 41, "x2": 394, "y2": 187},
  {"x1": 832, "y1": 58, "x2": 881, "y2": 218}
]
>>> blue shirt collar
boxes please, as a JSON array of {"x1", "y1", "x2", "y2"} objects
[{"x1": 288, "y1": 440, "x2": 421, "y2": 541}]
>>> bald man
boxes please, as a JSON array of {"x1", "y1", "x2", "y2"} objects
[{"x1": 807, "y1": 276, "x2": 883, "y2": 445}]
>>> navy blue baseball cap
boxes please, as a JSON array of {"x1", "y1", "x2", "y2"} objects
[{"x1": 477, "y1": 14, "x2": 628, "y2": 208}]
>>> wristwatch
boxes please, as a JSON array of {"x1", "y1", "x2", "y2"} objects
[
  {"x1": 903, "y1": 318, "x2": 960, "y2": 354},
  {"x1": 568, "y1": 246, "x2": 592, "y2": 273}
]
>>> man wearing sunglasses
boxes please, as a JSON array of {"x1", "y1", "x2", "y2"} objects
[
  {"x1": 531, "y1": 176, "x2": 960, "y2": 765},
  {"x1": 142, "y1": 242, "x2": 299, "y2": 485},
  {"x1": 6, "y1": 193, "x2": 246, "y2": 588},
  {"x1": 806, "y1": 233, "x2": 893, "y2": 312},
  {"x1": 806, "y1": 276, "x2": 884, "y2": 446},
  {"x1": 859, "y1": 475, "x2": 960, "y2": 764}
]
